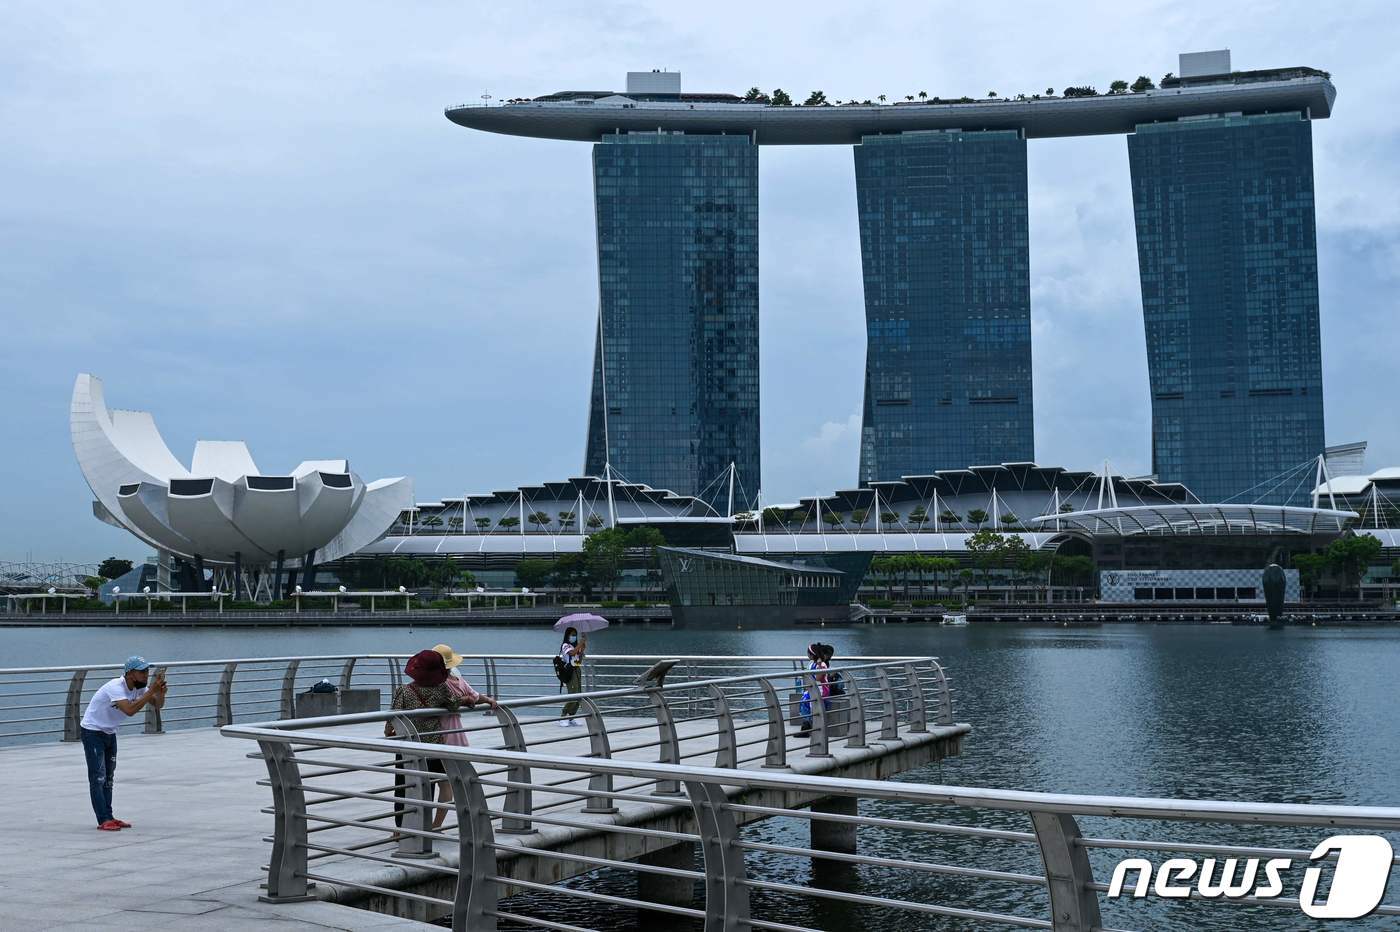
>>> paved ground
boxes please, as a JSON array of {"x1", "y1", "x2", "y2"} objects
[
  {"x1": 1, "y1": 723, "x2": 429, "y2": 930},
  {"x1": 3, "y1": 711, "x2": 966, "y2": 929}
]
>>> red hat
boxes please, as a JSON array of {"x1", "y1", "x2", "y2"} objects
[{"x1": 405, "y1": 649, "x2": 448, "y2": 687}]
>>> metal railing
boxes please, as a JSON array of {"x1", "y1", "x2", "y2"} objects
[
  {"x1": 223, "y1": 668, "x2": 1399, "y2": 932},
  {"x1": 222, "y1": 657, "x2": 965, "y2": 927},
  {"x1": 0, "y1": 653, "x2": 928, "y2": 747}
]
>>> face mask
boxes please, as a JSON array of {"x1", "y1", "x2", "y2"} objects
[{"x1": 568, "y1": 635, "x2": 577, "y2": 644}]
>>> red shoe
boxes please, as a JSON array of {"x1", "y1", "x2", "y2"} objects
[
  {"x1": 98, "y1": 820, "x2": 123, "y2": 831},
  {"x1": 112, "y1": 818, "x2": 132, "y2": 828}
]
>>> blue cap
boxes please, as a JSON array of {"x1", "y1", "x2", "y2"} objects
[{"x1": 124, "y1": 656, "x2": 149, "y2": 673}]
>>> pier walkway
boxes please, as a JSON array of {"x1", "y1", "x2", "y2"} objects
[
  {"x1": 3, "y1": 653, "x2": 965, "y2": 929},
  {"x1": 9, "y1": 652, "x2": 1400, "y2": 929},
  {"x1": 5, "y1": 710, "x2": 961, "y2": 929}
]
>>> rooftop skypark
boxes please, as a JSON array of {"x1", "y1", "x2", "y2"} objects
[{"x1": 447, "y1": 61, "x2": 1335, "y2": 144}]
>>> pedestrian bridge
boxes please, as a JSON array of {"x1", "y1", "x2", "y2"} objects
[{"x1": 5, "y1": 653, "x2": 1400, "y2": 929}]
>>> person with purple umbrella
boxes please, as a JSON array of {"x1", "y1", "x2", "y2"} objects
[
  {"x1": 556, "y1": 625, "x2": 585, "y2": 727},
  {"x1": 552, "y1": 612, "x2": 608, "y2": 727}
]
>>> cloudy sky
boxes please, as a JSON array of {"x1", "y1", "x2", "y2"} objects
[{"x1": 2, "y1": 1, "x2": 1397, "y2": 561}]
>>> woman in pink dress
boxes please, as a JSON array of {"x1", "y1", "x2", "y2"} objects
[{"x1": 432, "y1": 644, "x2": 499, "y2": 750}]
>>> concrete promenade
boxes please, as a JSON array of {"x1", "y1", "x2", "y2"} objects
[
  {"x1": 2, "y1": 724, "x2": 424, "y2": 930},
  {"x1": 4, "y1": 712, "x2": 965, "y2": 928}
]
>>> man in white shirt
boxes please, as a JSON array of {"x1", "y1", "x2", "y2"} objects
[{"x1": 79, "y1": 656, "x2": 167, "y2": 831}]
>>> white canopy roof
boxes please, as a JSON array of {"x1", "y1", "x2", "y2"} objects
[{"x1": 1024, "y1": 504, "x2": 1355, "y2": 537}]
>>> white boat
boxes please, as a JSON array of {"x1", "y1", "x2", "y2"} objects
[{"x1": 941, "y1": 613, "x2": 969, "y2": 626}]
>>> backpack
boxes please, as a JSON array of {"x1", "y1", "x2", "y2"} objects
[
  {"x1": 552, "y1": 655, "x2": 574, "y2": 685},
  {"x1": 828, "y1": 670, "x2": 846, "y2": 697}
]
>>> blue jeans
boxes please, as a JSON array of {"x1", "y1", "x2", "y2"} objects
[{"x1": 81, "y1": 728, "x2": 117, "y2": 824}]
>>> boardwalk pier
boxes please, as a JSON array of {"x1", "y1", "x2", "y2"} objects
[{"x1": 5, "y1": 652, "x2": 1400, "y2": 929}]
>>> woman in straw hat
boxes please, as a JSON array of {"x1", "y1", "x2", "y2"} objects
[
  {"x1": 385, "y1": 649, "x2": 467, "y2": 831},
  {"x1": 433, "y1": 643, "x2": 499, "y2": 749}
]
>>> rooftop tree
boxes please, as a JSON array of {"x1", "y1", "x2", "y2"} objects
[
  {"x1": 1131, "y1": 75, "x2": 1155, "y2": 92},
  {"x1": 1109, "y1": 79, "x2": 1129, "y2": 94},
  {"x1": 803, "y1": 90, "x2": 828, "y2": 106},
  {"x1": 770, "y1": 88, "x2": 793, "y2": 106}
]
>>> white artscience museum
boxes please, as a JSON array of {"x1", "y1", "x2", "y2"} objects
[{"x1": 70, "y1": 373, "x2": 412, "y2": 598}]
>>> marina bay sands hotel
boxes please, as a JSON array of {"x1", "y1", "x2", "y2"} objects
[{"x1": 447, "y1": 50, "x2": 1335, "y2": 506}]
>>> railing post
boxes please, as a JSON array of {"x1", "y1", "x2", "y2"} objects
[
  {"x1": 339, "y1": 657, "x2": 356, "y2": 692},
  {"x1": 707, "y1": 684, "x2": 737, "y2": 769},
  {"x1": 578, "y1": 698, "x2": 618, "y2": 813},
  {"x1": 804, "y1": 671, "x2": 832, "y2": 758},
  {"x1": 684, "y1": 779, "x2": 750, "y2": 932},
  {"x1": 649, "y1": 688, "x2": 684, "y2": 796},
  {"x1": 257, "y1": 739, "x2": 315, "y2": 903},
  {"x1": 279, "y1": 660, "x2": 301, "y2": 720},
  {"x1": 758, "y1": 678, "x2": 788, "y2": 769},
  {"x1": 215, "y1": 662, "x2": 237, "y2": 726},
  {"x1": 1030, "y1": 810, "x2": 1102, "y2": 932},
  {"x1": 875, "y1": 666, "x2": 899, "y2": 741},
  {"x1": 390, "y1": 715, "x2": 437, "y2": 859},
  {"x1": 903, "y1": 662, "x2": 928, "y2": 733},
  {"x1": 62, "y1": 669, "x2": 88, "y2": 742},
  {"x1": 143, "y1": 666, "x2": 166, "y2": 734},
  {"x1": 388, "y1": 656, "x2": 403, "y2": 694},
  {"x1": 844, "y1": 670, "x2": 869, "y2": 749},
  {"x1": 442, "y1": 756, "x2": 498, "y2": 932},
  {"x1": 483, "y1": 657, "x2": 498, "y2": 699},
  {"x1": 930, "y1": 660, "x2": 954, "y2": 726},
  {"x1": 491, "y1": 705, "x2": 535, "y2": 833}
]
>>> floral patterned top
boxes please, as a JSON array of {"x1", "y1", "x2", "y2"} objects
[{"x1": 389, "y1": 682, "x2": 461, "y2": 744}]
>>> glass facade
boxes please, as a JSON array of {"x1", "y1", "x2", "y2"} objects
[
  {"x1": 658, "y1": 548, "x2": 870, "y2": 607},
  {"x1": 854, "y1": 130, "x2": 1034, "y2": 484},
  {"x1": 1128, "y1": 112, "x2": 1325, "y2": 504},
  {"x1": 584, "y1": 133, "x2": 760, "y2": 504}
]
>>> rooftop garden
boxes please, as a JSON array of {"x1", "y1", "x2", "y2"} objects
[{"x1": 501, "y1": 67, "x2": 1329, "y2": 107}]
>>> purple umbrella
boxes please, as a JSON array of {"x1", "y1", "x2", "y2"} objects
[{"x1": 554, "y1": 612, "x2": 609, "y2": 633}]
